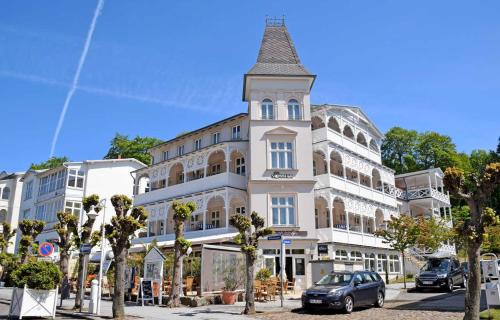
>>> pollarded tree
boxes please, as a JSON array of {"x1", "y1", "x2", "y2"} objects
[
  {"x1": 18, "y1": 219, "x2": 45, "y2": 263},
  {"x1": 73, "y1": 194, "x2": 102, "y2": 309},
  {"x1": 54, "y1": 211, "x2": 78, "y2": 300},
  {"x1": 230, "y1": 211, "x2": 273, "y2": 315},
  {"x1": 375, "y1": 215, "x2": 419, "y2": 289},
  {"x1": 0, "y1": 222, "x2": 16, "y2": 253},
  {"x1": 167, "y1": 201, "x2": 196, "y2": 308},
  {"x1": 444, "y1": 163, "x2": 500, "y2": 320},
  {"x1": 105, "y1": 195, "x2": 147, "y2": 319}
]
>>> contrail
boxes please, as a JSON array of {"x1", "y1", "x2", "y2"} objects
[{"x1": 49, "y1": 0, "x2": 105, "y2": 158}]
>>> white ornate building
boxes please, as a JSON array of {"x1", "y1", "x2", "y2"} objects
[
  {"x1": 131, "y1": 20, "x2": 451, "y2": 289},
  {"x1": 0, "y1": 171, "x2": 25, "y2": 253}
]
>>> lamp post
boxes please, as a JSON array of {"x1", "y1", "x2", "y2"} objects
[
  {"x1": 79, "y1": 207, "x2": 98, "y2": 313},
  {"x1": 94, "y1": 199, "x2": 106, "y2": 316}
]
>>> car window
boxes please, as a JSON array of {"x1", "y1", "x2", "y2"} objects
[
  {"x1": 361, "y1": 272, "x2": 373, "y2": 283},
  {"x1": 370, "y1": 272, "x2": 382, "y2": 282},
  {"x1": 316, "y1": 273, "x2": 353, "y2": 286},
  {"x1": 352, "y1": 274, "x2": 363, "y2": 284}
]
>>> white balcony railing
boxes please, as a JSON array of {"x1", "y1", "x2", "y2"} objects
[{"x1": 398, "y1": 187, "x2": 450, "y2": 205}]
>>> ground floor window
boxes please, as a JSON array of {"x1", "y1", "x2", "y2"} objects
[
  {"x1": 364, "y1": 253, "x2": 375, "y2": 271},
  {"x1": 335, "y1": 249, "x2": 348, "y2": 261},
  {"x1": 389, "y1": 254, "x2": 400, "y2": 273},
  {"x1": 377, "y1": 254, "x2": 387, "y2": 273},
  {"x1": 295, "y1": 258, "x2": 305, "y2": 275},
  {"x1": 350, "y1": 251, "x2": 362, "y2": 262}
]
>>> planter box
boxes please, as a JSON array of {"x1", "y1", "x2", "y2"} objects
[{"x1": 9, "y1": 285, "x2": 58, "y2": 319}]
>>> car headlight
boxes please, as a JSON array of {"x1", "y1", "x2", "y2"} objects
[
  {"x1": 327, "y1": 289, "x2": 344, "y2": 297},
  {"x1": 437, "y1": 274, "x2": 448, "y2": 279}
]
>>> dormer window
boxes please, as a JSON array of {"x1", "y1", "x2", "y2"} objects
[
  {"x1": 288, "y1": 99, "x2": 300, "y2": 120},
  {"x1": 261, "y1": 99, "x2": 274, "y2": 120}
]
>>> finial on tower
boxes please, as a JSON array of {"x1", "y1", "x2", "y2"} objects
[{"x1": 265, "y1": 15, "x2": 286, "y2": 27}]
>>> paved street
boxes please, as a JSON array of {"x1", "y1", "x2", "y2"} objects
[{"x1": 0, "y1": 285, "x2": 488, "y2": 319}]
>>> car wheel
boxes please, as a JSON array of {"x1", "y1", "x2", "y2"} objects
[
  {"x1": 461, "y1": 276, "x2": 466, "y2": 288},
  {"x1": 446, "y1": 279, "x2": 454, "y2": 292},
  {"x1": 375, "y1": 291, "x2": 384, "y2": 308},
  {"x1": 344, "y1": 295, "x2": 354, "y2": 314}
]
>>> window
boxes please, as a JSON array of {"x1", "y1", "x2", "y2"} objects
[
  {"x1": 288, "y1": 99, "x2": 300, "y2": 120},
  {"x1": 271, "y1": 196, "x2": 295, "y2": 226},
  {"x1": 48, "y1": 172, "x2": 57, "y2": 192},
  {"x1": 38, "y1": 176, "x2": 49, "y2": 195},
  {"x1": 235, "y1": 157, "x2": 245, "y2": 176},
  {"x1": 23, "y1": 209, "x2": 31, "y2": 219},
  {"x1": 163, "y1": 151, "x2": 169, "y2": 161},
  {"x1": 270, "y1": 142, "x2": 293, "y2": 169},
  {"x1": 350, "y1": 251, "x2": 363, "y2": 261},
  {"x1": 291, "y1": 249, "x2": 305, "y2": 254},
  {"x1": 211, "y1": 210, "x2": 220, "y2": 228},
  {"x1": 212, "y1": 132, "x2": 220, "y2": 144},
  {"x1": 35, "y1": 205, "x2": 45, "y2": 221},
  {"x1": 261, "y1": 99, "x2": 274, "y2": 120},
  {"x1": 232, "y1": 125, "x2": 241, "y2": 140},
  {"x1": 315, "y1": 209, "x2": 319, "y2": 229},
  {"x1": 211, "y1": 164, "x2": 221, "y2": 175},
  {"x1": 295, "y1": 258, "x2": 305, "y2": 275},
  {"x1": 361, "y1": 272, "x2": 374, "y2": 283},
  {"x1": 177, "y1": 145, "x2": 184, "y2": 156},
  {"x1": 24, "y1": 181, "x2": 33, "y2": 200},
  {"x1": 235, "y1": 206, "x2": 245, "y2": 215},
  {"x1": 389, "y1": 255, "x2": 400, "y2": 273},
  {"x1": 194, "y1": 139, "x2": 202, "y2": 150},
  {"x1": 377, "y1": 254, "x2": 387, "y2": 273},
  {"x1": 65, "y1": 201, "x2": 82, "y2": 217},
  {"x1": 335, "y1": 249, "x2": 348, "y2": 261},
  {"x1": 68, "y1": 169, "x2": 84, "y2": 188},
  {"x1": 56, "y1": 170, "x2": 65, "y2": 189},
  {"x1": 364, "y1": 253, "x2": 376, "y2": 271},
  {"x1": 1, "y1": 187, "x2": 10, "y2": 200}
]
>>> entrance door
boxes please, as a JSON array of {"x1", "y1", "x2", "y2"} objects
[{"x1": 286, "y1": 257, "x2": 293, "y2": 281}]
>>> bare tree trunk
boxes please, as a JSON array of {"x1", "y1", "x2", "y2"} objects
[
  {"x1": 169, "y1": 248, "x2": 183, "y2": 307},
  {"x1": 244, "y1": 255, "x2": 255, "y2": 315},
  {"x1": 112, "y1": 247, "x2": 127, "y2": 319},
  {"x1": 402, "y1": 251, "x2": 406, "y2": 289},
  {"x1": 60, "y1": 252, "x2": 71, "y2": 300},
  {"x1": 464, "y1": 241, "x2": 481, "y2": 320},
  {"x1": 74, "y1": 253, "x2": 84, "y2": 309}
]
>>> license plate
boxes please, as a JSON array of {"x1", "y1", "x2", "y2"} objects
[
  {"x1": 423, "y1": 281, "x2": 434, "y2": 285},
  {"x1": 309, "y1": 299, "x2": 322, "y2": 304}
]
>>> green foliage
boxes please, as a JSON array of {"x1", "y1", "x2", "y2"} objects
[
  {"x1": 82, "y1": 194, "x2": 102, "y2": 214},
  {"x1": 172, "y1": 201, "x2": 196, "y2": 222},
  {"x1": 10, "y1": 261, "x2": 62, "y2": 290},
  {"x1": 104, "y1": 133, "x2": 163, "y2": 165},
  {"x1": 229, "y1": 211, "x2": 273, "y2": 260},
  {"x1": 0, "y1": 252, "x2": 18, "y2": 283},
  {"x1": 175, "y1": 237, "x2": 192, "y2": 255},
  {"x1": 381, "y1": 127, "x2": 418, "y2": 174},
  {"x1": 30, "y1": 156, "x2": 70, "y2": 170},
  {"x1": 0, "y1": 222, "x2": 16, "y2": 252},
  {"x1": 415, "y1": 216, "x2": 452, "y2": 251},
  {"x1": 255, "y1": 268, "x2": 272, "y2": 281},
  {"x1": 220, "y1": 257, "x2": 245, "y2": 291},
  {"x1": 375, "y1": 215, "x2": 419, "y2": 253},
  {"x1": 18, "y1": 219, "x2": 45, "y2": 261},
  {"x1": 183, "y1": 256, "x2": 201, "y2": 279}
]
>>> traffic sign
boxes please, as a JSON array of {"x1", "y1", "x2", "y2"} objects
[
  {"x1": 282, "y1": 239, "x2": 291, "y2": 245},
  {"x1": 80, "y1": 243, "x2": 92, "y2": 254},
  {"x1": 38, "y1": 242, "x2": 54, "y2": 257},
  {"x1": 268, "y1": 235, "x2": 282, "y2": 241}
]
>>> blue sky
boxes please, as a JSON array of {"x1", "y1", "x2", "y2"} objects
[{"x1": 1, "y1": 1, "x2": 499, "y2": 172}]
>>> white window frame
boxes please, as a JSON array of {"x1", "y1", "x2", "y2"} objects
[
  {"x1": 56, "y1": 170, "x2": 65, "y2": 189},
  {"x1": 270, "y1": 195, "x2": 296, "y2": 226},
  {"x1": 287, "y1": 99, "x2": 301, "y2": 120},
  {"x1": 24, "y1": 180, "x2": 33, "y2": 200},
  {"x1": 212, "y1": 132, "x2": 220, "y2": 144},
  {"x1": 231, "y1": 125, "x2": 241, "y2": 140},
  {"x1": 269, "y1": 141, "x2": 294, "y2": 169},
  {"x1": 211, "y1": 210, "x2": 220, "y2": 228},
  {"x1": 177, "y1": 145, "x2": 184, "y2": 156},
  {"x1": 67, "y1": 169, "x2": 85, "y2": 188},
  {"x1": 65, "y1": 201, "x2": 82, "y2": 217},
  {"x1": 235, "y1": 206, "x2": 245, "y2": 215},
  {"x1": 235, "y1": 157, "x2": 245, "y2": 176},
  {"x1": 163, "y1": 151, "x2": 169, "y2": 161},
  {"x1": 261, "y1": 99, "x2": 274, "y2": 120},
  {"x1": 194, "y1": 139, "x2": 202, "y2": 151}
]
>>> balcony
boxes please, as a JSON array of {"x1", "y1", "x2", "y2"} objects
[
  {"x1": 133, "y1": 226, "x2": 238, "y2": 246},
  {"x1": 398, "y1": 187, "x2": 450, "y2": 205}
]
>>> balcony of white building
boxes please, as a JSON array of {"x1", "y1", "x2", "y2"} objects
[
  {"x1": 132, "y1": 188, "x2": 246, "y2": 246},
  {"x1": 313, "y1": 149, "x2": 397, "y2": 208},
  {"x1": 133, "y1": 141, "x2": 248, "y2": 206},
  {"x1": 311, "y1": 114, "x2": 382, "y2": 164},
  {"x1": 313, "y1": 193, "x2": 398, "y2": 250}
]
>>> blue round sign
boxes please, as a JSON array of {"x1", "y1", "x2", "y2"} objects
[{"x1": 38, "y1": 242, "x2": 54, "y2": 257}]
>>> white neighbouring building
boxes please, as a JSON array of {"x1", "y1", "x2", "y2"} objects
[
  {"x1": 0, "y1": 171, "x2": 25, "y2": 253},
  {"x1": 131, "y1": 20, "x2": 452, "y2": 289},
  {"x1": 16, "y1": 159, "x2": 146, "y2": 256}
]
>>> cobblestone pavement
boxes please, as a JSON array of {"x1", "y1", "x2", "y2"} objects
[{"x1": 256, "y1": 302, "x2": 464, "y2": 320}]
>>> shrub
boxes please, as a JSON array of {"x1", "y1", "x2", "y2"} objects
[
  {"x1": 256, "y1": 268, "x2": 272, "y2": 281},
  {"x1": 9, "y1": 261, "x2": 62, "y2": 290},
  {"x1": 406, "y1": 273, "x2": 414, "y2": 279}
]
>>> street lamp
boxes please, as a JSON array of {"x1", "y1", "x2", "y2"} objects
[{"x1": 95, "y1": 199, "x2": 107, "y2": 316}]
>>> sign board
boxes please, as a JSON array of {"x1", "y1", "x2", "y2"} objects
[
  {"x1": 271, "y1": 171, "x2": 295, "y2": 179},
  {"x1": 102, "y1": 260, "x2": 112, "y2": 274},
  {"x1": 481, "y1": 260, "x2": 500, "y2": 278},
  {"x1": 282, "y1": 239, "x2": 291, "y2": 245},
  {"x1": 140, "y1": 279, "x2": 154, "y2": 306},
  {"x1": 38, "y1": 242, "x2": 54, "y2": 257},
  {"x1": 268, "y1": 235, "x2": 282, "y2": 241},
  {"x1": 80, "y1": 244, "x2": 92, "y2": 254},
  {"x1": 38, "y1": 256, "x2": 53, "y2": 262},
  {"x1": 318, "y1": 244, "x2": 329, "y2": 255}
]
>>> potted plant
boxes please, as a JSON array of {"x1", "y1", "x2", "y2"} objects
[
  {"x1": 8, "y1": 261, "x2": 62, "y2": 319},
  {"x1": 256, "y1": 268, "x2": 272, "y2": 282},
  {"x1": 221, "y1": 259, "x2": 244, "y2": 305}
]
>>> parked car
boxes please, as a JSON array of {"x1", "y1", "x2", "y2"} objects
[
  {"x1": 415, "y1": 257, "x2": 466, "y2": 292},
  {"x1": 302, "y1": 271, "x2": 385, "y2": 314}
]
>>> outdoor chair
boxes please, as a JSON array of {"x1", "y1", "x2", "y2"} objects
[
  {"x1": 185, "y1": 276, "x2": 194, "y2": 296},
  {"x1": 266, "y1": 282, "x2": 277, "y2": 301},
  {"x1": 287, "y1": 278, "x2": 295, "y2": 294}
]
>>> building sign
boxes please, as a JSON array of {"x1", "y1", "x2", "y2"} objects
[
  {"x1": 271, "y1": 171, "x2": 295, "y2": 179},
  {"x1": 318, "y1": 244, "x2": 329, "y2": 255}
]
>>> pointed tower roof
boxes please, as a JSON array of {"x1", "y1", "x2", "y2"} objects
[
  {"x1": 243, "y1": 18, "x2": 315, "y2": 101},
  {"x1": 246, "y1": 18, "x2": 312, "y2": 76}
]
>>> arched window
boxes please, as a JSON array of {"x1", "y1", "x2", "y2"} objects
[
  {"x1": 369, "y1": 140, "x2": 379, "y2": 153},
  {"x1": 333, "y1": 197, "x2": 346, "y2": 229},
  {"x1": 287, "y1": 99, "x2": 300, "y2": 120},
  {"x1": 311, "y1": 116, "x2": 325, "y2": 130},
  {"x1": 328, "y1": 117, "x2": 341, "y2": 133},
  {"x1": 343, "y1": 125, "x2": 354, "y2": 139},
  {"x1": 357, "y1": 132, "x2": 367, "y2": 147},
  {"x1": 335, "y1": 249, "x2": 348, "y2": 261},
  {"x1": 1, "y1": 187, "x2": 10, "y2": 200},
  {"x1": 261, "y1": 99, "x2": 274, "y2": 120},
  {"x1": 313, "y1": 151, "x2": 327, "y2": 176},
  {"x1": 0, "y1": 209, "x2": 7, "y2": 223},
  {"x1": 330, "y1": 151, "x2": 343, "y2": 177},
  {"x1": 372, "y1": 169, "x2": 382, "y2": 191},
  {"x1": 350, "y1": 251, "x2": 363, "y2": 261}
]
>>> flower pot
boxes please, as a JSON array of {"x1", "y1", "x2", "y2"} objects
[
  {"x1": 9, "y1": 285, "x2": 58, "y2": 319},
  {"x1": 222, "y1": 290, "x2": 237, "y2": 305}
]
